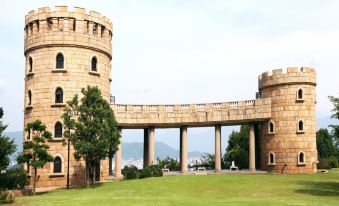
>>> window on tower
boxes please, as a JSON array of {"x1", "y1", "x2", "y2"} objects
[
  {"x1": 91, "y1": 56, "x2": 97, "y2": 72},
  {"x1": 56, "y1": 53, "x2": 64, "y2": 69},
  {"x1": 298, "y1": 120, "x2": 304, "y2": 132},
  {"x1": 28, "y1": 57, "x2": 33, "y2": 73},
  {"x1": 53, "y1": 157, "x2": 62, "y2": 173},
  {"x1": 54, "y1": 122, "x2": 63, "y2": 138},
  {"x1": 27, "y1": 90, "x2": 32, "y2": 106},
  {"x1": 55, "y1": 88, "x2": 63, "y2": 103},
  {"x1": 268, "y1": 151, "x2": 275, "y2": 165},
  {"x1": 298, "y1": 152, "x2": 306, "y2": 165}
]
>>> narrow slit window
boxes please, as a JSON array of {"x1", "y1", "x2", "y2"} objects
[
  {"x1": 269, "y1": 122, "x2": 274, "y2": 133},
  {"x1": 299, "y1": 152, "x2": 305, "y2": 163},
  {"x1": 28, "y1": 90, "x2": 32, "y2": 105},
  {"x1": 55, "y1": 88, "x2": 63, "y2": 103},
  {"x1": 91, "y1": 57, "x2": 97, "y2": 71},
  {"x1": 269, "y1": 152, "x2": 275, "y2": 164},
  {"x1": 298, "y1": 89, "x2": 303, "y2": 100},
  {"x1": 27, "y1": 128, "x2": 31, "y2": 140},
  {"x1": 56, "y1": 53, "x2": 64, "y2": 69},
  {"x1": 298, "y1": 121, "x2": 304, "y2": 131},
  {"x1": 53, "y1": 157, "x2": 62, "y2": 173},
  {"x1": 54, "y1": 122, "x2": 63, "y2": 138},
  {"x1": 29, "y1": 57, "x2": 33, "y2": 73}
]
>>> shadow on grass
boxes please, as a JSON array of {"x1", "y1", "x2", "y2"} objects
[
  {"x1": 34, "y1": 183, "x2": 104, "y2": 195},
  {"x1": 295, "y1": 181, "x2": 339, "y2": 197}
]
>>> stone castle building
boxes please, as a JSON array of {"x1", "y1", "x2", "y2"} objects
[{"x1": 23, "y1": 6, "x2": 317, "y2": 191}]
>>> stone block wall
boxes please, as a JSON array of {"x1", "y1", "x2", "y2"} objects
[
  {"x1": 258, "y1": 67, "x2": 317, "y2": 174},
  {"x1": 24, "y1": 6, "x2": 112, "y2": 190}
]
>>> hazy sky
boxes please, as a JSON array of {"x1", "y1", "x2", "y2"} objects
[{"x1": 1, "y1": 0, "x2": 339, "y2": 152}]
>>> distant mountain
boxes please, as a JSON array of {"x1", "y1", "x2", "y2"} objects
[
  {"x1": 317, "y1": 116, "x2": 339, "y2": 129},
  {"x1": 3, "y1": 131, "x2": 202, "y2": 161},
  {"x1": 123, "y1": 142, "x2": 202, "y2": 160},
  {"x1": 3, "y1": 131, "x2": 23, "y2": 161}
]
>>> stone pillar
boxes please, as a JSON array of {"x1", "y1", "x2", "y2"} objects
[
  {"x1": 249, "y1": 124, "x2": 256, "y2": 172},
  {"x1": 215, "y1": 125, "x2": 222, "y2": 172},
  {"x1": 143, "y1": 128, "x2": 149, "y2": 168},
  {"x1": 180, "y1": 126, "x2": 188, "y2": 173},
  {"x1": 148, "y1": 127, "x2": 155, "y2": 166},
  {"x1": 108, "y1": 157, "x2": 113, "y2": 176},
  {"x1": 115, "y1": 128, "x2": 122, "y2": 178}
]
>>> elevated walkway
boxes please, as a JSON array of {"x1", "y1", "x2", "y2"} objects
[{"x1": 111, "y1": 98, "x2": 272, "y2": 128}]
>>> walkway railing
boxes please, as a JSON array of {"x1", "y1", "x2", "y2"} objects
[{"x1": 110, "y1": 98, "x2": 272, "y2": 128}]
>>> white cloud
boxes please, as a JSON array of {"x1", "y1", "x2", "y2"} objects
[{"x1": 1, "y1": 0, "x2": 339, "y2": 131}]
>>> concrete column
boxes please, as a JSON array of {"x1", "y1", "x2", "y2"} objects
[
  {"x1": 180, "y1": 126, "x2": 188, "y2": 173},
  {"x1": 249, "y1": 124, "x2": 256, "y2": 172},
  {"x1": 215, "y1": 125, "x2": 222, "y2": 172},
  {"x1": 115, "y1": 128, "x2": 122, "y2": 178},
  {"x1": 109, "y1": 157, "x2": 113, "y2": 176},
  {"x1": 143, "y1": 128, "x2": 149, "y2": 168},
  {"x1": 148, "y1": 127, "x2": 155, "y2": 166}
]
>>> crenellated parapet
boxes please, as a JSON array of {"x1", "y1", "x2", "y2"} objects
[
  {"x1": 258, "y1": 67, "x2": 317, "y2": 90},
  {"x1": 24, "y1": 6, "x2": 113, "y2": 59},
  {"x1": 111, "y1": 98, "x2": 272, "y2": 128}
]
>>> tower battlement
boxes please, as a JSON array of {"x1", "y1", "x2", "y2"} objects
[
  {"x1": 24, "y1": 6, "x2": 112, "y2": 58},
  {"x1": 258, "y1": 67, "x2": 317, "y2": 90}
]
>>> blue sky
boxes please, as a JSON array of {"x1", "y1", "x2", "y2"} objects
[{"x1": 1, "y1": 0, "x2": 339, "y2": 153}]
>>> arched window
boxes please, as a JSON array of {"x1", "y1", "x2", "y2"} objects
[
  {"x1": 269, "y1": 153, "x2": 274, "y2": 164},
  {"x1": 54, "y1": 122, "x2": 63, "y2": 138},
  {"x1": 268, "y1": 121, "x2": 274, "y2": 134},
  {"x1": 268, "y1": 152, "x2": 275, "y2": 165},
  {"x1": 28, "y1": 90, "x2": 32, "y2": 105},
  {"x1": 91, "y1": 56, "x2": 97, "y2": 71},
  {"x1": 55, "y1": 88, "x2": 63, "y2": 103},
  {"x1": 298, "y1": 89, "x2": 303, "y2": 100},
  {"x1": 53, "y1": 157, "x2": 62, "y2": 173},
  {"x1": 29, "y1": 57, "x2": 33, "y2": 73},
  {"x1": 56, "y1": 53, "x2": 64, "y2": 69},
  {"x1": 298, "y1": 152, "x2": 305, "y2": 164},
  {"x1": 27, "y1": 128, "x2": 31, "y2": 140},
  {"x1": 298, "y1": 120, "x2": 304, "y2": 131}
]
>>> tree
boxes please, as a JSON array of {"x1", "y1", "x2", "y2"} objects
[
  {"x1": 329, "y1": 95, "x2": 339, "y2": 148},
  {"x1": 0, "y1": 107, "x2": 28, "y2": 202},
  {"x1": 316, "y1": 128, "x2": 336, "y2": 159},
  {"x1": 0, "y1": 107, "x2": 16, "y2": 171},
  {"x1": 63, "y1": 86, "x2": 120, "y2": 187},
  {"x1": 16, "y1": 120, "x2": 53, "y2": 195},
  {"x1": 0, "y1": 167, "x2": 29, "y2": 190},
  {"x1": 159, "y1": 157, "x2": 180, "y2": 171},
  {"x1": 223, "y1": 125, "x2": 250, "y2": 169},
  {"x1": 193, "y1": 153, "x2": 216, "y2": 170}
]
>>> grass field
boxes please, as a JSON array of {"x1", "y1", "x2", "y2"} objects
[{"x1": 13, "y1": 169, "x2": 339, "y2": 206}]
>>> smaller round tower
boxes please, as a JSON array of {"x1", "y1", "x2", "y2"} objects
[{"x1": 258, "y1": 67, "x2": 317, "y2": 174}]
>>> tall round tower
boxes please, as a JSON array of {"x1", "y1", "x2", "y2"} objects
[
  {"x1": 258, "y1": 67, "x2": 317, "y2": 174},
  {"x1": 24, "y1": 6, "x2": 112, "y2": 189}
]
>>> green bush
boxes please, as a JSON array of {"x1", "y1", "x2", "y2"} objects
[
  {"x1": 121, "y1": 165, "x2": 139, "y2": 180},
  {"x1": 139, "y1": 167, "x2": 152, "y2": 179},
  {"x1": 139, "y1": 165, "x2": 163, "y2": 179},
  {"x1": 159, "y1": 157, "x2": 180, "y2": 171},
  {"x1": 328, "y1": 156, "x2": 339, "y2": 168},
  {"x1": 148, "y1": 165, "x2": 163, "y2": 177},
  {"x1": 191, "y1": 154, "x2": 215, "y2": 170},
  {"x1": 318, "y1": 157, "x2": 339, "y2": 169},
  {"x1": 0, "y1": 167, "x2": 29, "y2": 190},
  {"x1": 318, "y1": 158, "x2": 330, "y2": 169}
]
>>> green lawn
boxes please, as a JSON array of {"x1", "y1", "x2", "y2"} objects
[{"x1": 14, "y1": 169, "x2": 339, "y2": 206}]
